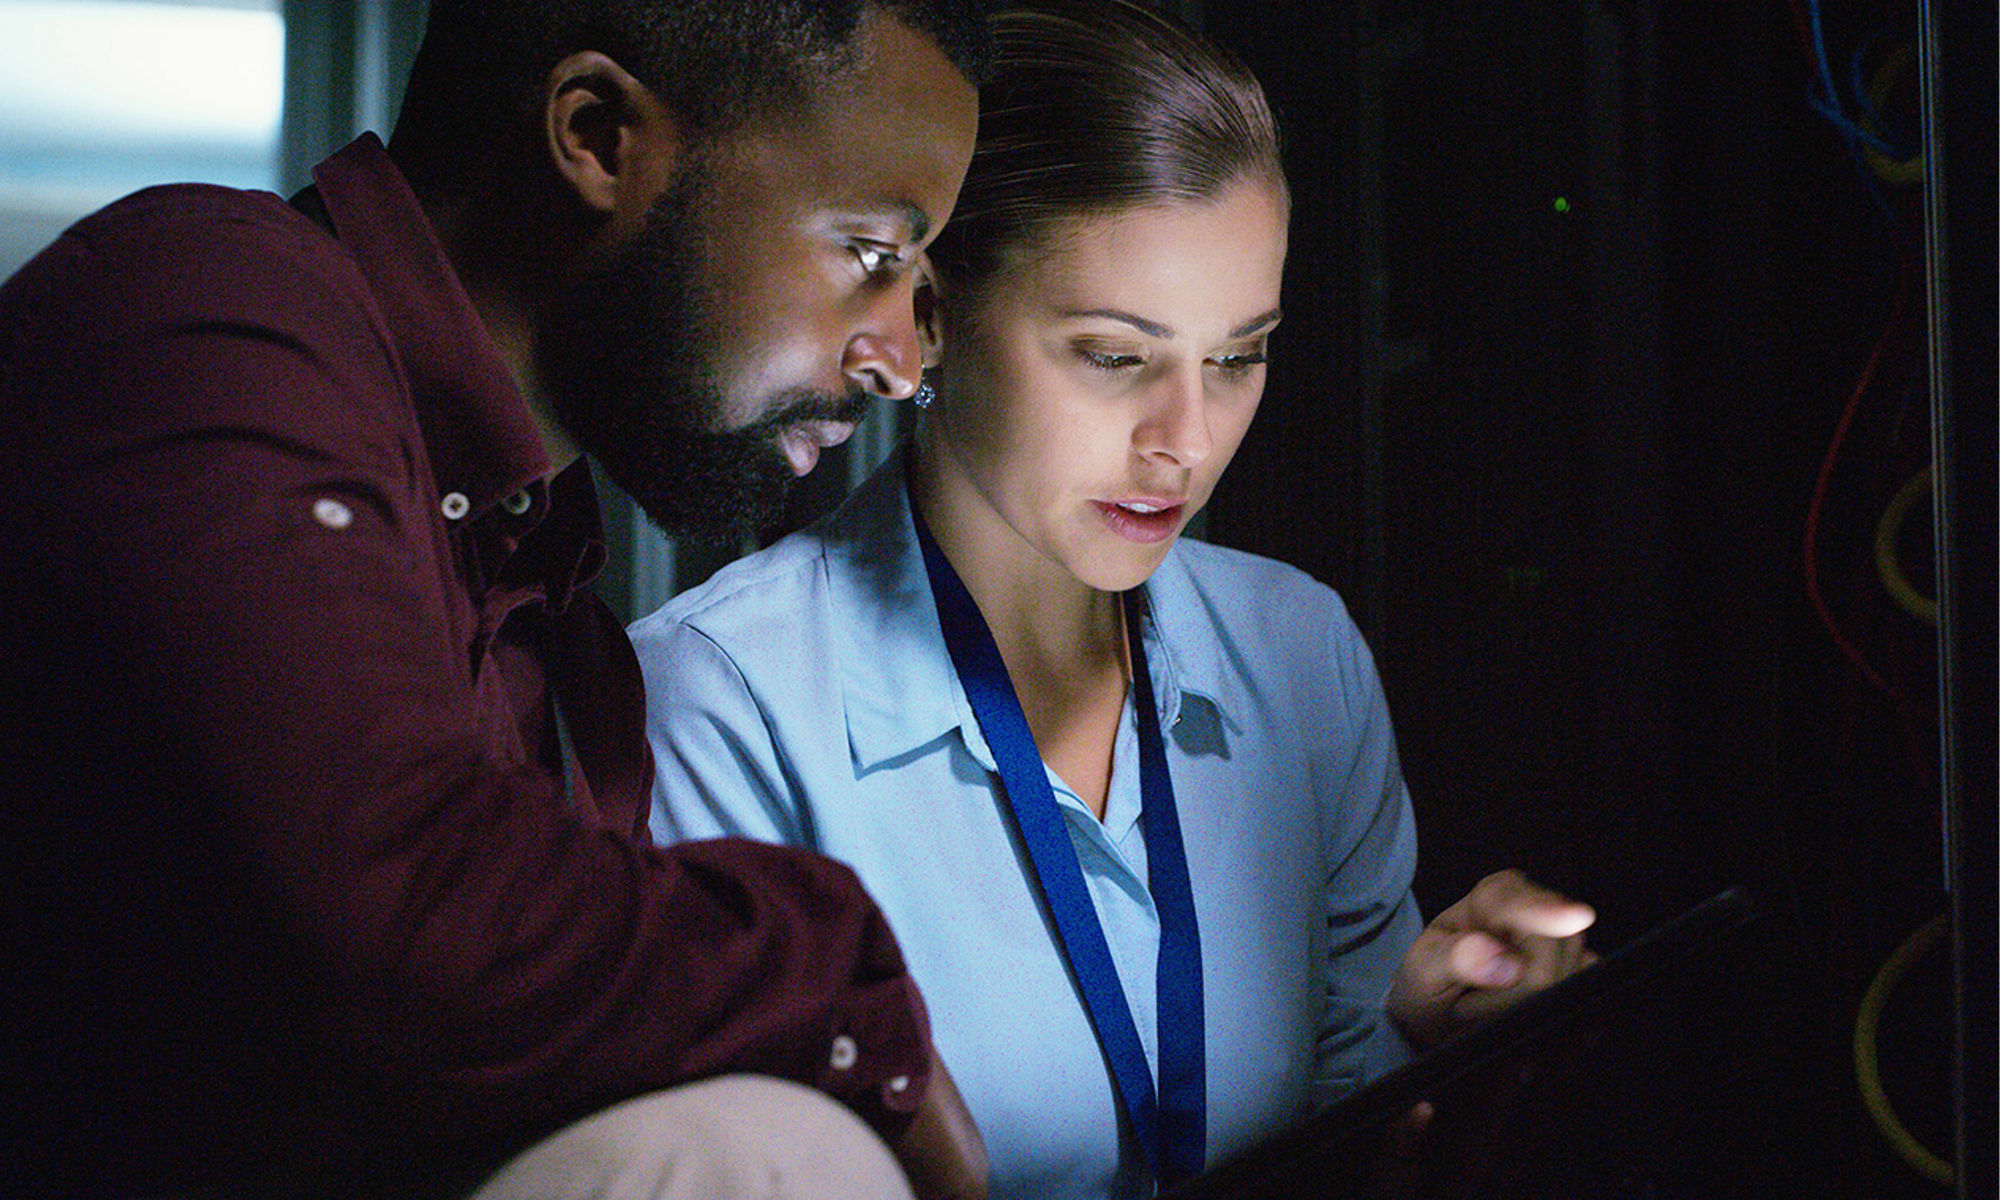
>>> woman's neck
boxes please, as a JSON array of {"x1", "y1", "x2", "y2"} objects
[
  {"x1": 909, "y1": 437, "x2": 1126, "y2": 683},
  {"x1": 911, "y1": 436, "x2": 1131, "y2": 819}
]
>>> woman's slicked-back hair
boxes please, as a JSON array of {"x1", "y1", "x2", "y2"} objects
[
  {"x1": 925, "y1": 0, "x2": 1282, "y2": 297},
  {"x1": 391, "y1": 0, "x2": 991, "y2": 201}
]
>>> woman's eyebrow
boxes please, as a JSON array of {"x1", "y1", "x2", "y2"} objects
[
  {"x1": 1055, "y1": 306, "x2": 1284, "y2": 340},
  {"x1": 1058, "y1": 307, "x2": 1172, "y2": 338},
  {"x1": 1232, "y1": 307, "x2": 1283, "y2": 338}
]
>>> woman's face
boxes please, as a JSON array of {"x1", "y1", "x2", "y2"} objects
[{"x1": 923, "y1": 178, "x2": 1288, "y2": 594}]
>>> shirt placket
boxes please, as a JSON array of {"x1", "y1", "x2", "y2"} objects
[{"x1": 1049, "y1": 705, "x2": 1164, "y2": 1080}]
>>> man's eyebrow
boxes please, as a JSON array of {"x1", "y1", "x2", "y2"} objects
[{"x1": 843, "y1": 200, "x2": 930, "y2": 244}]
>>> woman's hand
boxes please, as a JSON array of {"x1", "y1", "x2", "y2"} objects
[{"x1": 1386, "y1": 869, "x2": 1597, "y2": 1048}]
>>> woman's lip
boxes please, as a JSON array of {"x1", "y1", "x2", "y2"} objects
[
  {"x1": 1092, "y1": 499, "x2": 1185, "y2": 544},
  {"x1": 776, "y1": 421, "x2": 857, "y2": 477},
  {"x1": 1105, "y1": 495, "x2": 1186, "y2": 511}
]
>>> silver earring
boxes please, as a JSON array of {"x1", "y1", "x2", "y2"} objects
[{"x1": 914, "y1": 380, "x2": 936, "y2": 409}]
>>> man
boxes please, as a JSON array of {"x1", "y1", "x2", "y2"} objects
[{"x1": 0, "y1": 2, "x2": 984, "y2": 1197}]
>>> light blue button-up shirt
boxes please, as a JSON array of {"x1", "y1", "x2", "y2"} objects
[{"x1": 632, "y1": 456, "x2": 1421, "y2": 1199}]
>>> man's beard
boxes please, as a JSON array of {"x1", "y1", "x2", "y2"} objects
[{"x1": 536, "y1": 164, "x2": 867, "y2": 545}]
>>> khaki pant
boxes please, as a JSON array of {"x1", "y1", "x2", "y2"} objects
[{"x1": 467, "y1": 1075, "x2": 916, "y2": 1200}]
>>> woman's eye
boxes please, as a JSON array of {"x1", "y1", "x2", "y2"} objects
[
  {"x1": 1080, "y1": 349, "x2": 1144, "y2": 371},
  {"x1": 1212, "y1": 351, "x2": 1270, "y2": 375}
]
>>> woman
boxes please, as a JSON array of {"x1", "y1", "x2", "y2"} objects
[{"x1": 631, "y1": 3, "x2": 1591, "y2": 1196}]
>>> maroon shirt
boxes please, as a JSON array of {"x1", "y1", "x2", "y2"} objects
[{"x1": 0, "y1": 135, "x2": 929, "y2": 1198}]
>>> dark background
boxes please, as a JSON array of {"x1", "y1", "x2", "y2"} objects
[{"x1": 1170, "y1": 1, "x2": 1990, "y2": 1196}]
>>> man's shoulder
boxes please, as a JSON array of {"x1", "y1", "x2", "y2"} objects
[
  {"x1": 0, "y1": 180, "x2": 408, "y2": 460},
  {"x1": 79, "y1": 180, "x2": 304, "y2": 235},
  {"x1": 7, "y1": 182, "x2": 377, "y2": 339},
  {"x1": 51, "y1": 182, "x2": 328, "y2": 266}
]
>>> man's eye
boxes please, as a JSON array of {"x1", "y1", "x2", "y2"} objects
[{"x1": 852, "y1": 243, "x2": 900, "y2": 274}]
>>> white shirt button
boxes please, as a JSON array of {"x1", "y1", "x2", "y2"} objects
[
  {"x1": 439, "y1": 492, "x2": 471, "y2": 521},
  {"x1": 311, "y1": 498, "x2": 353, "y2": 530},
  {"x1": 886, "y1": 1074, "x2": 910, "y2": 1094},
  {"x1": 829, "y1": 1034, "x2": 858, "y2": 1072},
  {"x1": 501, "y1": 489, "x2": 533, "y2": 516}
]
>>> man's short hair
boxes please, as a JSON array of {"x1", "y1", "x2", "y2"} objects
[{"x1": 392, "y1": 0, "x2": 991, "y2": 201}]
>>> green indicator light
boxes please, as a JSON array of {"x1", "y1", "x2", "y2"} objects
[{"x1": 1553, "y1": 196, "x2": 1571, "y2": 213}]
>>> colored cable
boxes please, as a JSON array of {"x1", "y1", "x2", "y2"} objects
[
  {"x1": 1855, "y1": 41, "x2": 1925, "y2": 186},
  {"x1": 1804, "y1": 0, "x2": 1895, "y2": 154},
  {"x1": 1873, "y1": 465, "x2": 1937, "y2": 624},
  {"x1": 1852, "y1": 914, "x2": 1953, "y2": 1186},
  {"x1": 1783, "y1": 0, "x2": 1815, "y2": 63},
  {"x1": 1800, "y1": 260, "x2": 1912, "y2": 702},
  {"x1": 1800, "y1": 0, "x2": 1916, "y2": 228}
]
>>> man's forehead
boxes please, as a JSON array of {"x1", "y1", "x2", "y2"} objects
[
  {"x1": 719, "y1": 13, "x2": 974, "y2": 233},
  {"x1": 816, "y1": 9, "x2": 966, "y2": 100},
  {"x1": 820, "y1": 12, "x2": 975, "y2": 134}
]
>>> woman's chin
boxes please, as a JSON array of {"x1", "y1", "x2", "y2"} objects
[{"x1": 1071, "y1": 542, "x2": 1176, "y2": 595}]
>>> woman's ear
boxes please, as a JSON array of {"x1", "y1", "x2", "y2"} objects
[
  {"x1": 915, "y1": 257, "x2": 947, "y2": 369},
  {"x1": 544, "y1": 51, "x2": 681, "y2": 238}
]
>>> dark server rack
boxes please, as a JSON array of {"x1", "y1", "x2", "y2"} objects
[{"x1": 1195, "y1": 1, "x2": 1977, "y2": 1195}]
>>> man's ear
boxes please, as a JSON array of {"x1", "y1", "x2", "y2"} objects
[
  {"x1": 544, "y1": 51, "x2": 680, "y2": 234},
  {"x1": 915, "y1": 258, "x2": 947, "y2": 369}
]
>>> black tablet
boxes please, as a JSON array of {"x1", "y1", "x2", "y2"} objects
[{"x1": 1165, "y1": 885, "x2": 1765, "y2": 1200}]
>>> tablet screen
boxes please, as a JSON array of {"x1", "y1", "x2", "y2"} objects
[{"x1": 1167, "y1": 886, "x2": 1764, "y2": 1199}]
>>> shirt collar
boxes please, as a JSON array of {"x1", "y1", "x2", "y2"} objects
[
  {"x1": 826, "y1": 451, "x2": 1241, "y2": 775},
  {"x1": 309, "y1": 133, "x2": 552, "y2": 523},
  {"x1": 822, "y1": 453, "x2": 980, "y2": 772},
  {"x1": 1132, "y1": 542, "x2": 1245, "y2": 741}
]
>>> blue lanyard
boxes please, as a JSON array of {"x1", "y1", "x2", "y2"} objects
[{"x1": 913, "y1": 505, "x2": 1207, "y2": 1185}]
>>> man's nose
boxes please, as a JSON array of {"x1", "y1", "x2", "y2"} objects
[{"x1": 841, "y1": 286, "x2": 922, "y2": 400}]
